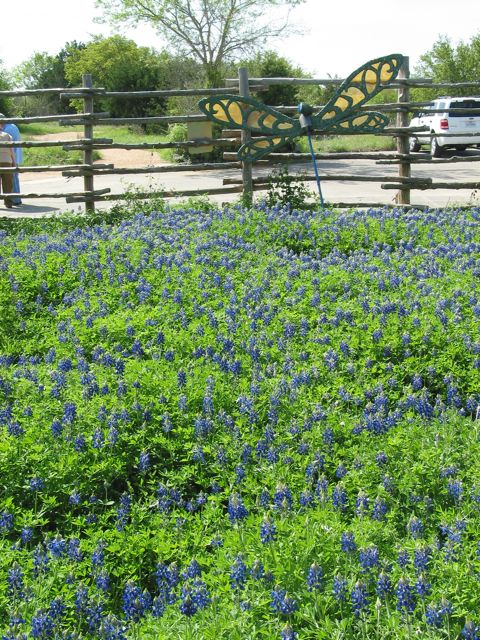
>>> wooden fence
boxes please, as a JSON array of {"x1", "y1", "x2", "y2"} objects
[{"x1": 1, "y1": 57, "x2": 480, "y2": 212}]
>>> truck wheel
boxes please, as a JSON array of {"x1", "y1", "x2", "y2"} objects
[
  {"x1": 431, "y1": 136, "x2": 443, "y2": 158},
  {"x1": 409, "y1": 137, "x2": 420, "y2": 152}
]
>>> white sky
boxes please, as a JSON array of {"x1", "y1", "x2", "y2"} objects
[{"x1": 0, "y1": 0, "x2": 478, "y2": 78}]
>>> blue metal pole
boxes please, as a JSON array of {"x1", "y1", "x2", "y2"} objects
[{"x1": 306, "y1": 131, "x2": 324, "y2": 207}]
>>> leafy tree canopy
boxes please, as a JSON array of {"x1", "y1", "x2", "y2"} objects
[
  {"x1": 64, "y1": 35, "x2": 200, "y2": 120},
  {"x1": 95, "y1": 0, "x2": 305, "y2": 87},
  {"x1": 413, "y1": 32, "x2": 480, "y2": 99},
  {"x1": 242, "y1": 50, "x2": 304, "y2": 106}
]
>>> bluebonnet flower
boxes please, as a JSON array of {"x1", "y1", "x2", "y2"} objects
[
  {"x1": 273, "y1": 484, "x2": 292, "y2": 512},
  {"x1": 415, "y1": 573, "x2": 431, "y2": 598},
  {"x1": 280, "y1": 624, "x2": 298, "y2": 640},
  {"x1": 413, "y1": 546, "x2": 431, "y2": 573},
  {"x1": 228, "y1": 492, "x2": 249, "y2": 524},
  {"x1": 355, "y1": 491, "x2": 369, "y2": 518},
  {"x1": 48, "y1": 534, "x2": 66, "y2": 559},
  {"x1": 96, "y1": 570, "x2": 110, "y2": 593},
  {"x1": 425, "y1": 599, "x2": 453, "y2": 628},
  {"x1": 184, "y1": 559, "x2": 202, "y2": 579},
  {"x1": 138, "y1": 451, "x2": 150, "y2": 472},
  {"x1": 372, "y1": 496, "x2": 388, "y2": 521},
  {"x1": 20, "y1": 527, "x2": 33, "y2": 544},
  {"x1": 332, "y1": 575, "x2": 348, "y2": 602},
  {"x1": 7, "y1": 562, "x2": 24, "y2": 598},
  {"x1": 299, "y1": 490, "x2": 315, "y2": 509},
  {"x1": 260, "y1": 516, "x2": 277, "y2": 544},
  {"x1": 179, "y1": 580, "x2": 210, "y2": 617},
  {"x1": 359, "y1": 545, "x2": 379, "y2": 572},
  {"x1": 156, "y1": 562, "x2": 179, "y2": 605},
  {"x1": 341, "y1": 531, "x2": 357, "y2": 553},
  {"x1": 62, "y1": 401, "x2": 76, "y2": 425},
  {"x1": 351, "y1": 580, "x2": 369, "y2": 617},
  {"x1": 332, "y1": 483, "x2": 348, "y2": 512},
  {"x1": 447, "y1": 479, "x2": 463, "y2": 503},
  {"x1": 67, "y1": 537, "x2": 83, "y2": 562},
  {"x1": 48, "y1": 596, "x2": 65, "y2": 622},
  {"x1": 29, "y1": 477, "x2": 44, "y2": 492},
  {"x1": 230, "y1": 554, "x2": 248, "y2": 591},
  {"x1": 50, "y1": 419, "x2": 62, "y2": 438},
  {"x1": 0, "y1": 510, "x2": 14, "y2": 532},
  {"x1": 306, "y1": 563, "x2": 323, "y2": 592},
  {"x1": 116, "y1": 493, "x2": 131, "y2": 531},
  {"x1": 396, "y1": 577, "x2": 416, "y2": 615},
  {"x1": 462, "y1": 622, "x2": 480, "y2": 639},
  {"x1": 335, "y1": 463, "x2": 347, "y2": 479},
  {"x1": 122, "y1": 581, "x2": 151, "y2": 622},
  {"x1": 74, "y1": 435, "x2": 86, "y2": 452},
  {"x1": 98, "y1": 614, "x2": 126, "y2": 639},
  {"x1": 270, "y1": 587, "x2": 298, "y2": 615},
  {"x1": 376, "y1": 571, "x2": 392, "y2": 600},
  {"x1": 91, "y1": 542, "x2": 105, "y2": 569},
  {"x1": 33, "y1": 544, "x2": 49, "y2": 577},
  {"x1": 407, "y1": 516, "x2": 423, "y2": 539},
  {"x1": 375, "y1": 451, "x2": 388, "y2": 466},
  {"x1": 30, "y1": 609, "x2": 54, "y2": 638},
  {"x1": 397, "y1": 549, "x2": 410, "y2": 569}
]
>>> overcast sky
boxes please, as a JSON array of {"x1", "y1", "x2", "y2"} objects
[{"x1": 1, "y1": 0, "x2": 478, "y2": 78}]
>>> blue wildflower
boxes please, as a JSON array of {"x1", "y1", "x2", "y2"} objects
[{"x1": 351, "y1": 580, "x2": 369, "y2": 617}]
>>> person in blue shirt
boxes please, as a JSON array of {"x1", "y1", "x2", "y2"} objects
[{"x1": 3, "y1": 120, "x2": 22, "y2": 205}]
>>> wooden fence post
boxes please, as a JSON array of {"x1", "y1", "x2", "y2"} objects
[
  {"x1": 82, "y1": 74, "x2": 95, "y2": 213},
  {"x1": 396, "y1": 57, "x2": 411, "y2": 205},
  {"x1": 238, "y1": 67, "x2": 253, "y2": 205}
]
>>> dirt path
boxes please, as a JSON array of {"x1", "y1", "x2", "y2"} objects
[{"x1": 25, "y1": 132, "x2": 164, "y2": 180}]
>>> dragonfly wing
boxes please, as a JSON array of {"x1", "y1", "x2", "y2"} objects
[
  {"x1": 237, "y1": 136, "x2": 292, "y2": 162},
  {"x1": 328, "y1": 111, "x2": 389, "y2": 133},
  {"x1": 315, "y1": 54, "x2": 404, "y2": 126},
  {"x1": 198, "y1": 95, "x2": 300, "y2": 136}
]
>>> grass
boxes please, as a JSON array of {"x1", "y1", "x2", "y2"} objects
[
  {"x1": 302, "y1": 134, "x2": 396, "y2": 154},
  {"x1": 19, "y1": 123, "x2": 173, "y2": 166}
]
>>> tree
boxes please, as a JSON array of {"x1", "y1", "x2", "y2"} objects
[
  {"x1": 414, "y1": 33, "x2": 480, "y2": 99},
  {"x1": 0, "y1": 62, "x2": 14, "y2": 115},
  {"x1": 95, "y1": 0, "x2": 305, "y2": 87},
  {"x1": 64, "y1": 35, "x2": 199, "y2": 122},
  {"x1": 243, "y1": 50, "x2": 304, "y2": 106},
  {"x1": 13, "y1": 42, "x2": 85, "y2": 114}
]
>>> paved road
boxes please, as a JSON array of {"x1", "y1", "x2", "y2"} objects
[{"x1": 2, "y1": 150, "x2": 480, "y2": 217}]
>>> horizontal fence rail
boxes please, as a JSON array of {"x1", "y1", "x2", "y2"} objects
[{"x1": 1, "y1": 61, "x2": 480, "y2": 212}]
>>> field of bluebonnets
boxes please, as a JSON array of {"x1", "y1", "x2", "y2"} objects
[{"x1": 0, "y1": 200, "x2": 480, "y2": 640}]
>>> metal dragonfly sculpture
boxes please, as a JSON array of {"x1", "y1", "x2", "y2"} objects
[{"x1": 198, "y1": 54, "x2": 405, "y2": 206}]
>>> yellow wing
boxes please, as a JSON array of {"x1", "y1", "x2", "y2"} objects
[
  {"x1": 198, "y1": 95, "x2": 300, "y2": 137},
  {"x1": 237, "y1": 136, "x2": 291, "y2": 162},
  {"x1": 316, "y1": 54, "x2": 404, "y2": 125}
]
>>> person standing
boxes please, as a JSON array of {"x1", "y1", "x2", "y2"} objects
[
  {"x1": 3, "y1": 119, "x2": 22, "y2": 205},
  {"x1": 0, "y1": 120, "x2": 15, "y2": 209}
]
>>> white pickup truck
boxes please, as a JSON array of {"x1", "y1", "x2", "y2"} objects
[{"x1": 409, "y1": 96, "x2": 480, "y2": 157}]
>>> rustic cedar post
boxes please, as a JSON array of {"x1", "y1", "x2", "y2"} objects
[
  {"x1": 82, "y1": 74, "x2": 95, "y2": 213},
  {"x1": 238, "y1": 67, "x2": 253, "y2": 205},
  {"x1": 396, "y1": 57, "x2": 411, "y2": 205}
]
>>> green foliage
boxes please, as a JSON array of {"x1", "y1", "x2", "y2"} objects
[
  {"x1": 412, "y1": 32, "x2": 480, "y2": 101},
  {"x1": 64, "y1": 36, "x2": 197, "y2": 120},
  {"x1": 0, "y1": 60, "x2": 14, "y2": 115},
  {"x1": 264, "y1": 165, "x2": 312, "y2": 208},
  {"x1": 245, "y1": 50, "x2": 305, "y2": 106},
  {"x1": 12, "y1": 43, "x2": 85, "y2": 115}
]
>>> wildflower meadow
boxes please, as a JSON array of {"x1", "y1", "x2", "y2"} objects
[{"x1": 0, "y1": 202, "x2": 479, "y2": 639}]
